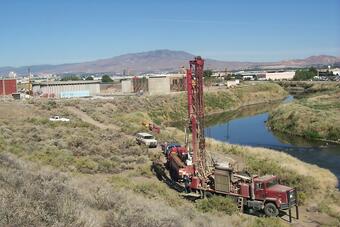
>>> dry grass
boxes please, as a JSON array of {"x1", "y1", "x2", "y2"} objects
[
  {"x1": 0, "y1": 153, "x2": 92, "y2": 226},
  {"x1": 268, "y1": 84, "x2": 340, "y2": 141},
  {"x1": 0, "y1": 100, "x2": 148, "y2": 175}
]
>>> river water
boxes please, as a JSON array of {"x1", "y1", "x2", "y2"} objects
[{"x1": 204, "y1": 96, "x2": 340, "y2": 188}]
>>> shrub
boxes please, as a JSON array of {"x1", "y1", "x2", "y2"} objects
[
  {"x1": 304, "y1": 130, "x2": 320, "y2": 139},
  {"x1": 133, "y1": 181, "x2": 182, "y2": 207},
  {"x1": 318, "y1": 191, "x2": 340, "y2": 224},
  {"x1": 195, "y1": 195, "x2": 238, "y2": 215},
  {"x1": 251, "y1": 217, "x2": 284, "y2": 227},
  {"x1": 110, "y1": 175, "x2": 133, "y2": 188},
  {"x1": 0, "y1": 153, "x2": 88, "y2": 226},
  {"x1": 28, "y1": 148, "x2": 75, "y2": 171},
  {"x1": 97, "y1": 158, "x2": 118, "y2": 173},
  {"x1": 131, "y1": 164, "x2": 154, "y2": 178},
  {"x1": 104, "y1": 191, "x2": 182, "y2": 227},
  {"x1": 75, "y1": 156, "x2": 99, "y2": 173}
]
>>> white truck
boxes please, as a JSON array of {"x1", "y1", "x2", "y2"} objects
[
  {"x1": 49, "y1": 115, "x2": 70, "y2": 122},
  {"x1": 136, "y1": 132, "x2": 158, "y2": 148}
]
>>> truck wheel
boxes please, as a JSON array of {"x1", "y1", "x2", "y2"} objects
[
  {"x1": 205, "y1": 191, "x2": 213, "y2": 198},
  {"x1": 264, "y1": 203, "x2": 279, "y2": 217}
]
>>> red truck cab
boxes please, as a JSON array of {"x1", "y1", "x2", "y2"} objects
[{"x1": 253, "y1": 175, "x2": 297, "y2": 216}]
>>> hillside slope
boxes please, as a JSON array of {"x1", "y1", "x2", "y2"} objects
[{"x1": 1, "y1": 50, "x2": 339, "y2": 75}]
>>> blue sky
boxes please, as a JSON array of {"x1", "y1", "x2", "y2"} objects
[{"x1": 0, "y1": 0, "x2": 339, "y2": 67}]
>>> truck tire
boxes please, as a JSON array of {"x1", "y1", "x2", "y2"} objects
[
  {"x1": 264, "y1": 202, "x2": 279, "y2": 217},
  {"x1": 205, "y1": 191, "x2": 213, "y2": 198}
]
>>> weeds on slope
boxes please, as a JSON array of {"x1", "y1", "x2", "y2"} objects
[
  {"x1": 0, "y1": 153, "x2": 89, "y2": 226},
  {"x1": 0, "y1": 102, "x2": 148, "y2": 174}
]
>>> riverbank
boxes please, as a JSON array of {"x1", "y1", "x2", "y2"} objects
[
  {"x1": 74, "y1": 82, "x2": 288, "y2": 132},
  {"x1": 268, "y1": 82, "x2": 340, "y2": 143}
]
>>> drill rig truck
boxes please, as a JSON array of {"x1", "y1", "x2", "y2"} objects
[{"x1": 154, "y1": 57, "x2": 299, "y2": 221}]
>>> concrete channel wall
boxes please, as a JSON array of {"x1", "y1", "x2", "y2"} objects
[
  {"x1": 148, "y1": 77, "x2": 170, "y2": 95},
  {"x1": 121, "y1": 80, "x2": 133, "y2": 93}
]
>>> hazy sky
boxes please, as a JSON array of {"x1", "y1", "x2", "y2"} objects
[{"x1": 0, "y1": 0, "x2": 339, "y2": 67}]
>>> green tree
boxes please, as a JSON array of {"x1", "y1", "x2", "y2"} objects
[
  {"x1": 85, "y1": 76, "x2": 94, "y2": 80},
  {"x1": 204, "y1": 70, "x2": 213, "y2": 78},
  {"x1": 101, "y1": 75, "x2": 113, "y2": 83},
  {"x1": 61, "y1": 75, "x2": 81, "y2": 81},
  {"x1": 293, "y1": 67, "x2": 317, "y2": 81}
]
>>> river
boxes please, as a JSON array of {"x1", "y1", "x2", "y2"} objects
[{"x1": 204, "y1": 96, "x2": 340, "y2": 188}]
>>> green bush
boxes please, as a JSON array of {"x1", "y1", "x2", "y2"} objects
[
  {"x1": 110, "y1": 175, "x2": 133, "y2": 188},
  {"x1": 75, "y1": 156, "x2": 99, "y2": 173},
  {"x1": 133, "y1": 181, "x2": 182, "y2": 207},
  {"x1": 133, "y1": 164, "x2": 154, "y2": 178},
  {"x1": 195, "y1": 195, "x2": 238, "y2": 215},
  {"x1": 304, "y1": 130, "x2": 320, "y2": 139},
  {"x1": 97, "y1": 159, "x2": 118, "y2": 173},
  {"x1": 29, "y1": 148, "x2": 75, "y2": 171}
]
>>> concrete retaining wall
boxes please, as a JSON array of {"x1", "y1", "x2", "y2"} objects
[
  {"x1": 148, "y1": 77, "x2": 170, "y2": 95},
  {"x1": 121, "y1": 80, "x2": 133, "y2": 93}
]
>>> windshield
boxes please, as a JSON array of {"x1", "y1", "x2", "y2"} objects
[
  {"x1": 144, "y1": 136, "x2": 154, "y2": 139},
  {"x1": 267, "y1": 178, "x2": 278, "y2": 188}
]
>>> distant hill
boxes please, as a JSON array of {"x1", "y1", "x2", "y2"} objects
[
  {"x1": 258, "y1": 55, "x2": 340, "y2": 69},
  {"x1": 0, "y1": 50, "x2": 339, "y2": 75}
]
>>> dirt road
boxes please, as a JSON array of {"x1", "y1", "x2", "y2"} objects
[{"x1": 66, "y1": 106, "x2": 119, "y2": 130}]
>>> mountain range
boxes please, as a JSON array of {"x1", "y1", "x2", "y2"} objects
[{"x1": 1, "y1": 50, "x2": 339, "y2": 75}]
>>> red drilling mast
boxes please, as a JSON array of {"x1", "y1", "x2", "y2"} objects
[
  {"x1": 154, "y1": 57, "x2": 299, "y2": 220},
  {"x1": 186, "y1": 56, "x2": 210, "y2": 187}
]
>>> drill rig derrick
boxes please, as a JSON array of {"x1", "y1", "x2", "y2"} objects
[
  {"x1": 186, "y1": 56, "x2": 212, "y2": 190},
  {"x1": 154, "y1": 57, "x2": 299, "y2": 220}
]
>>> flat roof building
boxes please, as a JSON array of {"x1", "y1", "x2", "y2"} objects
[
  {"x1": 265, "y1": 71, "x2": 295, "y2": 80},
  {"x1": 32, "y1": 80, "x2": 100, "y2": 98},
  {"x1": 0, "y1": 79, "x2": 17, "y2": 96}
]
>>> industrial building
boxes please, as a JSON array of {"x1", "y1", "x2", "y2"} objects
[
  {"x1": 265, "y1": 71, "x2": 295, "y2": 80},
  {"x1": 121, "y1": 74, "x2": 185, "y2": 95},
  {"x1": 237, "y1": 70, "x2": 295, "y2": 80},
  {"x1": 32, "y1": 80, "x2": 100, "y2": 98},
  {"x1": 0, "y1": 79, "x2": 17, "y2": 95}
]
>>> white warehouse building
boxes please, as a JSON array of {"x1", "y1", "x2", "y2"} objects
[
  {"x1": 32, "y1": 80, "x2": 100, "y2": 98},
  {"x1": 265, "y1": 71, "x2": 295, "y2": 80}
]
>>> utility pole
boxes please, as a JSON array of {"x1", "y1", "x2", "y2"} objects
[
  {"x1": 47, "y1": 75, "x2": 49, "y2": 99},
  {"x1": 27, "y1": 67, "x2": 34, "y2": 96},
  {"x1": 2, "y1": 76, "x2": 5, "y2": 99}
]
